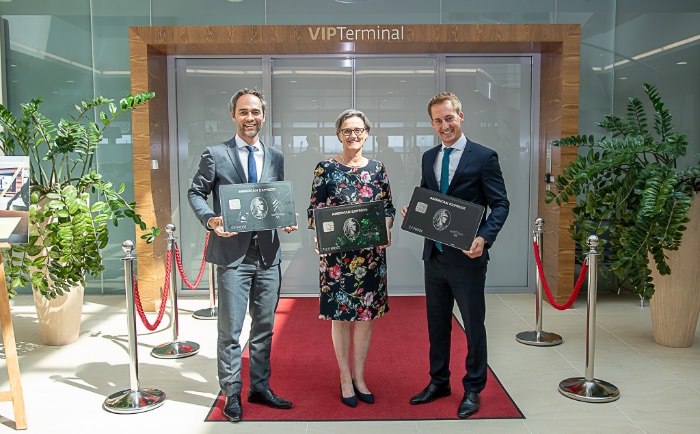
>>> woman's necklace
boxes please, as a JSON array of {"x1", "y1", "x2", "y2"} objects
[{"x1": 340, "y1": 154, "x2": 364, "y2": 168}]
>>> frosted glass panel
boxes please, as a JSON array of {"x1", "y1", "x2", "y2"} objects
[
  {"x1": 271, "y1": 57, "x2": 353, "y2": 293},
  {"x1": 172, "y1": 55, "x2": 534, "y2": 295},
  {"x1": 446, "y1": 57, "x2": 533, "y2": 289},
  {"x1": 174, "y1": 58, "x2": 264, "y2": 291}
]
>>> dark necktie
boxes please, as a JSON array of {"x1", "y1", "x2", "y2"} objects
[
  {"x1": 245, "y1": 145, "x2": 258, "y2": 183},
  {"x1": 246, "y1": 145, "x2": 258, "y2": 238},
  {"x1": 436, "y1": 146, "x2": 453, "y2": 252},
  {"x1": 440, "y1": 147, "x2": 453, "y2": 194}
]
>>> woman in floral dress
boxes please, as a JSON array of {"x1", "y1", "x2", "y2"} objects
[{"x1": 307, "y1": 109, "x2": 396, "y2": 407}]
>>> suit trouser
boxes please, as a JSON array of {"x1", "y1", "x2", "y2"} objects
[
  {"x1": 216, "y1": 240, "x2": 281, "y2": 397},
  {"x1": 424, "y1": 251, "x2": 488, "y2": 393}
]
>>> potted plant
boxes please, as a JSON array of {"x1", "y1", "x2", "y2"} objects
[
  {"x1": 545, "y1": 83, "x2": 700, "y2": 347},
  {"x1": 0, "y1": 92, "x2": 159, "y2": 345}
]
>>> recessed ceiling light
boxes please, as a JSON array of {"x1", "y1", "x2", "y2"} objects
[{"x1": 676, "y1": 61, "x2": 688, "y2": 65}]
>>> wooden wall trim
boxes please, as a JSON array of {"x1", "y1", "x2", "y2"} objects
[{"x1": 129, "y1": 24, "x2": 580, "y2": 309}]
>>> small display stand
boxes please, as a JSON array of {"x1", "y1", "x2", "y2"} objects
[{"x1": 0, "y1": 243, "x2": 27, "y2": 429}]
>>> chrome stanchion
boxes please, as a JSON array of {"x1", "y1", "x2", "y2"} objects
[
  {"x1": 516, "y1": 217, "x2": 563, "y2": 346},
  {"x1": 151, "y1": 224, "x2": 200, "y2": 359},
  {"x1": 103, "y1": 240, "x2": 166, "y2": 414},
  {"x1": 193, "y1": 262, "x2": 218, "y2": 320},
  {"x1": 559, "y1": 235, "x2": 620, "y2": 402}
]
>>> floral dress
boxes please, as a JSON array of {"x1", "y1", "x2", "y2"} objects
[{"x1": 307, "y1": 158, "x2": 396, "y2": 321}]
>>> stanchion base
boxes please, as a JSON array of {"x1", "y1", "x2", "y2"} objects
[
  {"x1": 193, "y1": 307, "x2": 218, "y2": 320},
  {"x1": 559, "y1": 377, "x2": 620, "y2": 403},
  {"x1": 151, "y1": 340, "x2": 200, "y2": 359},
  {"x1": 515, "y1": 330, "x2": 563, "y2": 346},
  {"x1": 103, "y1": 388, "x2": 166, "y2": 414}
]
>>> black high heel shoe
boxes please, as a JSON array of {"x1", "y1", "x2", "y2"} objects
[
  {"x1": 340, "y1": 386, "x2": 357, "y2": 408},
  {"x1": 353, "y1": 381, "x2": 375, "y2": 404}
]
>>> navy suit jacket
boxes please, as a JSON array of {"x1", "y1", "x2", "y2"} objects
[
  {"x1": 188, "y1": 136, "x2": 285, "y2": 268},
  {"x1": 420, "y1": 138, "x2": 510, "y2": 267}
]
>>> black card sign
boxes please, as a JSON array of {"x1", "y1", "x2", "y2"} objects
[
  {"x1": 220, "y1": 181, "x2": 296, "y2": 232},
  {"x1": 313, "y1": 201, "x2": 388, "y2": 254},
  {"x1": 401, "y1": 186, "x2": 485, "y2": 251}
]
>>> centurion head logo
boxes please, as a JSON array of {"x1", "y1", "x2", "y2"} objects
[{"x1": 432, "y1": 209, "x2": 451, "y2": 231}]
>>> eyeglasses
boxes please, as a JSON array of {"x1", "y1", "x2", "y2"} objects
[{"x1": 340, "y1": 128, "x2": 366, "y2": 136}]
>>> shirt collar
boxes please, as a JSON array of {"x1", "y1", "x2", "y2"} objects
[
  {"x1": 442, "y1": 134, "x2": 467, "y2": 153},
  {"x1": 236, "y1": 134, "x2": 260, "y2": 150}
]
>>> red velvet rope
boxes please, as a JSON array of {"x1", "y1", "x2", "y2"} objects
[
  {"x1": 132, "y1": 249, "x2": 172, "y2": 331},
  {"x1": 533, "y1": 240, "x2": 588, "y2": 310},
  {"x1": 174, "y1": 231, "x2": 210, "y2": 289}
]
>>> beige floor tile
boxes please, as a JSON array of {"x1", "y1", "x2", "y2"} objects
[{"x1": 0, "y1": 292, "x2": 697, "y2": 434}]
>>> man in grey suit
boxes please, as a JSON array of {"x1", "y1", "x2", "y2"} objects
[
  {"x1": 188, "y1": 88, "x2": 297, "y2": 423},
  {"x1": 403, "y1": 92, "x2": 509, "y2": 419}
]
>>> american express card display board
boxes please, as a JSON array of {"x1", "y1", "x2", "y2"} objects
[
  {"x1": 314, "y1": 201, "x2": 387, "y2": 254},
  {"x1": 401, "y1": 186, "x2": 484, "y2": 251},
  {"x1": 220, "y1": 181, "x2": 296, "y2": 232}
]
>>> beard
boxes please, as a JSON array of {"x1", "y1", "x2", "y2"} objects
[{"x1": 238, "y1": 123, "x2": 261, "y2": 138}]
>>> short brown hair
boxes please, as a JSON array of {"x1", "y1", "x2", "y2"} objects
[{"x1": 427, "y1": 92, "x2": 462, "y2": 118}]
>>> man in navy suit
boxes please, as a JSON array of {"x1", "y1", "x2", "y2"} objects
[
  {"x1": 188, "y1": 88, "x2": 297, "y2": 422},
  {"x1": 404, "y1": 92, "x2": 509, "y2": 418}
]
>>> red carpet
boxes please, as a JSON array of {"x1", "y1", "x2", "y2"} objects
[{"x1": 206, "y1": 296, "x2": 523, "y2": 421}]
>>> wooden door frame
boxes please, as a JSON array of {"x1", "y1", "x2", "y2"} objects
[{"x1": 129, "y1": 24, "x2": 580, "y2": 309}]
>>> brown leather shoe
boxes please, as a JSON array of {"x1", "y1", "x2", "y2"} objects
[{"x1": 410, "y1": 383, "x2": 451, "y2": 405}]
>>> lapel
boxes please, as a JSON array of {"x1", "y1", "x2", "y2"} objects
[
  {"x1": 258, "y1": 142, "x2": 273, "y2": 183},
  {"x1": 425, "y1": 145, "x2": 441, "y2": 191},
  {"x1": 449, "y1": 139, "x2": 473, "y2": 194},
  {"x1": 226, "y1": 137, "x2": 247, "y2": 183}
]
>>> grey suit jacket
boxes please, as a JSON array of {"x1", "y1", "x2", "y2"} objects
[{"x1": 188, "y1": 136, "x2": 285, "y2": 268}]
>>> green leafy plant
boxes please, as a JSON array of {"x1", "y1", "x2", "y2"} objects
[
  {"x1": 0, "y1": 93, "x2": 160, "y2": 299},
  {"x1": 545, "y1": 83, "x2": 700, "y2": 300}
]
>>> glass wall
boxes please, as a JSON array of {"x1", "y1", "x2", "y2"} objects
[
  {"x1": 1, "y1": 0, "x2": 697, "y2": 294},
  {"x1": 172, "y1": 57, "x2": 264, "y2": 294},
  {"x1": 172, "y1": 55, "x2": 533, "y2": 295}
]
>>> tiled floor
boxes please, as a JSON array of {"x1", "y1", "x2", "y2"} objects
[{"x1": 0, "y1": 290, "x2": 698, "y2": 434}]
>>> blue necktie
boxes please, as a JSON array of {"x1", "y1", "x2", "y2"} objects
[
  {"x1": 246, "y1": 145, "x2": 258, "y2": 238},
  {"x1": 440, "y1": 147, "x2": 453, "y2": 194},
  {"x1": 436, "y1": 147, "x2": 453, "y2": 252},
  {"x1": 245, "y1": 145, "x2": 258, "y2": 183}
]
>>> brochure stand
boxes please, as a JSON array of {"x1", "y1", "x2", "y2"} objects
[{"x1": 0, "y1": 243, "x2": 27, "y2": 429}]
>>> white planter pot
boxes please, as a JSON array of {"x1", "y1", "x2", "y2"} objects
[
  {"x1": 32, "y1": 284, "x2": 84, "y2": 346},
  {"x1": 650, "y1": 195, "x2": 700, "y2": 348}
]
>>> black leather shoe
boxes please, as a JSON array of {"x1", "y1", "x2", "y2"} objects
[
  {"x1": 340, "y1": 385, "x2": 357, "y2": 407},
  {"x1": 247, "y1": 389, "x2": 292, "y2": 409},
  {"x1": 410, "y1": 383, "x2": 451, "y2": 405},
  {"x1": 223, "y1": 394, "x2": 242, "y2": 422},
  {"x1": 353, "y1": 381, "x2": 374, "y2": 404},
  {"x1": 457, "y1": 391, "x2": 480, "y2": 418}
]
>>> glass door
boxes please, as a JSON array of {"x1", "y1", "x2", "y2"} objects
[{"x1": 171, "y1": 54, "x2": 535, "y2": 295}]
